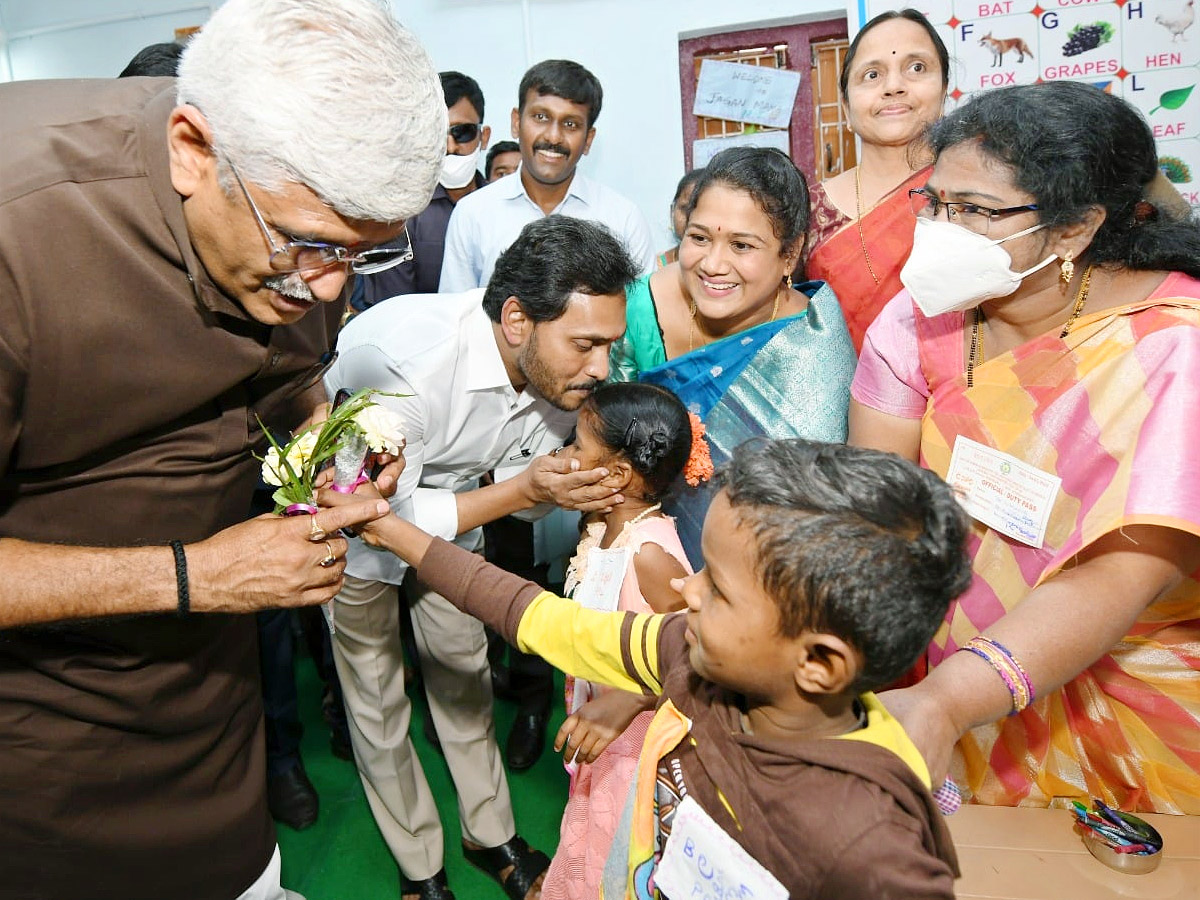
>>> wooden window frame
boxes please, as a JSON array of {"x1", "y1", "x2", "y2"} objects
[{"x1": 679, "y1": 19, "x2": 847, "y2": 185}]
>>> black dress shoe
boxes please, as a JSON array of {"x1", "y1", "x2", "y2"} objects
[
  {"x1": 505, "y1": 711, "x2": 548, "y2": 771},
  {"x1": 400, "y1": 867, "x2": 456, "y2": 900},
  {"x1": 267, "y1": 764, "x2": 319, "y2": 831}
]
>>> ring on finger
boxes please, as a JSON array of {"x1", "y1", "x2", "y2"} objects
[
  {"x1": 309, "y1": 516, "x2": 324, "y2": 541},
  {"x1": 319, "y1": 540, "x2": 337, "y2": 568}
]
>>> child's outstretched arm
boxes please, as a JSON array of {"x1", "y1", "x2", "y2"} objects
[
  {"x1": 319, "y1": 486, "x2": 670, "y2": 697},
  {"x1": 317, "y1": 484, "x2": 434, "y2": 568}
]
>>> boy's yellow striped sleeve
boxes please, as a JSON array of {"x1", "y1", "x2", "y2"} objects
[{"x1": 514, "y1": 591, "x2": 664, "y2": 695}]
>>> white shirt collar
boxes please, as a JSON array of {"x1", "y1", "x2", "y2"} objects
[
  {"x1": 463, "y1": 299, "x2": 514, "y2": 393},
  {"x1": 501, "y1": 164, "x2": 595, "y2": 212}
]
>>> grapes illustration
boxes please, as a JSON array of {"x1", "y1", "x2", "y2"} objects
[{"x1": 1062, "y1": 22, "x2": 1114, "y2": 57}]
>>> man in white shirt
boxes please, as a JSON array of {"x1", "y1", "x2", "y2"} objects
[
  {"x1": 324, "y1": 216, "x2": 639, "y2": 900},
  {"x1": 439, "y1": 59, "x2": 656, "y2": 292},
  {"x1": 439, "y1": 60, "x2": 654, "y2": 767}
]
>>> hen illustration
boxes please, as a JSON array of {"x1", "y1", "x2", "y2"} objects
[{"x1": 1156, "y1": 0, "x2": 1195, "y2": 42}]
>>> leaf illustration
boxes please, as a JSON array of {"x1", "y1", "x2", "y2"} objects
[{"x1": 1150, "y1": 84, "x2": 1194, "y2": 115}]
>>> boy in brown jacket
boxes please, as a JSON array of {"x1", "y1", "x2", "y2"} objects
[{"x1": 321, "y1": 438, "x2": 969, "y2": 898}]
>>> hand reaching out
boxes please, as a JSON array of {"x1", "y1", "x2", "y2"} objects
[
  {"x1": 522, "y1": 452, "x2": 623, "y2": 513},
  {"x1": 877, "y1": 683, "x2": 963, "y2": 787},
  {"x1": 186, "y1": 498, "x2": 391, "y2": 613},
  {"x1": 554, "y1": 689, "x2": 656, "y2": 765}
]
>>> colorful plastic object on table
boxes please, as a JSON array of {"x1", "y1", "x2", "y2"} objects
[{"x1": 1070, "y1": 799, "x2": 1163, "y2": 875}]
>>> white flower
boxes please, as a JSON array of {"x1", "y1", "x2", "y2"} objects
[
  {"x1": 261, "y1": 430, "x2": 319, "y2": 486},
  {"x1": 261, "y1": 447, "x2": 286, "y2": 487},
  {"x1": 355, "y1": 404, "x2": 406, "y2": 455}
]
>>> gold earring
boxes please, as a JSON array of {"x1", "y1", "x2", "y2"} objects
[{"x1": 1060, "y1": 253, "x2": 1075, "y2": 287}]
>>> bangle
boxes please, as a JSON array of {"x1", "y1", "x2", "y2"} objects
[
  {"x1": 961, "y1": 635, "x2": 1034, "y2": 714},
  {"x1": 169, "y1": 540, "x2": 189, "y2": 616}
]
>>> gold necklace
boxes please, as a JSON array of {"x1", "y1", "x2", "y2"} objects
[
  {"x1": 966, "y1": 266, "x2": 1093, "y2": 387},
  {"x1": 1059, "y1": 266, "x2": 1092, "y2": 338},
  {"x1": 688, "y1": 285, "x2": 782, "y2": 353},
  {"x1": 854, "y1": 166, "x2": 880, "y2": 286}
]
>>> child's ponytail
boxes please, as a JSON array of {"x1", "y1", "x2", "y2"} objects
[{"x1": 588, "y1": 383, "x2": 692, "y2": 501}]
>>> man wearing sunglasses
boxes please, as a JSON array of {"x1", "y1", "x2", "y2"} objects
[
  {"x1": 0, "y1": 2, "x2": 445, "y2": 899},
  {"x1": 353, "y1": 71, "x2": 492, "y2": 310},
  {"x1": 439, "y1": 59, "x2": 657, "y2": 293}
]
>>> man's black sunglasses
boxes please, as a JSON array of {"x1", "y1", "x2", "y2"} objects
[{"x1": 448, "y1": 123, "x2": 481, "y2": 143}]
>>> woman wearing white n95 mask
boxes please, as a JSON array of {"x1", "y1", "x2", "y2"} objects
[{"x1": 850, "y1": 80, "x2": 1200, "y2": 815}]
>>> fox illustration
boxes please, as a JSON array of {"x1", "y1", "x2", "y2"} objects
[{"x1": 979, "y1": 33, "x2": 1034, "y2": 66}]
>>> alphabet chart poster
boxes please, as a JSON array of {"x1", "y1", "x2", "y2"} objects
[{"x1": 851, "y1": 1, "x2": 1200, "y2": 207}]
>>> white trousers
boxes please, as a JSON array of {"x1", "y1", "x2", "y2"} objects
[{"x1": 332, "y1": 574, "x2": 515, "y2": 879}]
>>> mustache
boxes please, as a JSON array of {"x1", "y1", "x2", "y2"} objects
[
  {"x1": 265, "y1": 273, "x2": 315, "y2": 302},
  {"x1": 532, "y1": 141, "x2": 571, "y2": 157},
  {"x1": 566, "y1": 379, "x2": 601, "y2": 394}
]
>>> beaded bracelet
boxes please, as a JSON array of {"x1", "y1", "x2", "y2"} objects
[
  {"x1": 169, "y1": 540, "x2": 190, "y2": 616},
  {"x1": 961, "y1": 635, "x2": 1034, "y2": 714}
]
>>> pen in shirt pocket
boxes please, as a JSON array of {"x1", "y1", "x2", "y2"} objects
[{"x1": 508, "y1": 448, "x2": 532, "y2": 461}]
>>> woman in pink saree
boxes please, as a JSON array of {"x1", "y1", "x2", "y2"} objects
[{"x1": 851, "y1": 81, "x2": 1200, "y2": 813}]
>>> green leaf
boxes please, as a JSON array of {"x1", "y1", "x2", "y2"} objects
[{"x1": 1155, "y1": 84, "x2": 1195, "y2": 114}]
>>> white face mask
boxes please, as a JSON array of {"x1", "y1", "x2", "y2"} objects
[
  {"x1": 438, "y1": 145, "x2": 481, "y2": 189},
  {"x1": 900, "y1": 217, "x2": 1057, "y2": 317}
]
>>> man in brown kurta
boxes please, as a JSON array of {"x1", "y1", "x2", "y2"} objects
[{"x1": 0, "y1": 2, "x2": 446, "y2": 897}]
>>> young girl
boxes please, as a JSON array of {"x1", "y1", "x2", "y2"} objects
[{"x1": 543, "y1": 382, "x2": 696, "y2": 900}]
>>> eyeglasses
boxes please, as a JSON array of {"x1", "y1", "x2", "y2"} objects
[
  {"x1": 448, "y1": 123, "x2": 481, "y2": 144},
  {"x1": 908, "y1": 188, "x2": 1039, "y2": 235},
  {"x1": 229, "y1": 162, "x2": 413, "y2": 275}
]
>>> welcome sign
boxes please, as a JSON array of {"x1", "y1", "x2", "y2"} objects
[{"x1": 693, "y1": 59, "x2": 802, "y2": 129}]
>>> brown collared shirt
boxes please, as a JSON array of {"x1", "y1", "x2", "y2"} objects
[{"x1": 0, "y1": 78, "x2": 340, "y2": 899}]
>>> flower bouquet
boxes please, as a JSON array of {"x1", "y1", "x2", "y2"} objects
[{"x1": 259, "y1": 388, "x2": 405, "y2": 515}]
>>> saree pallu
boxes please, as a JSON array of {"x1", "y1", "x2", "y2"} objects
[
  {"x1": 915, "y1": 286, "x2": 1200, "y2": 813},
  {"x1": 630, "y1": 282, "x2": 855, "y2": 567},
  {"x1": 807, "y1": 168, "x2": 929, "y2": 353}
]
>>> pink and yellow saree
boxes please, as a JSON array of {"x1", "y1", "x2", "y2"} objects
[{"x1": 910, "y1": 273, "x2": 1200, "y2": 813}]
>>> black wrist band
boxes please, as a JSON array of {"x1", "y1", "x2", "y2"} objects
[{"x1": 169, "y1": 540, "x2": 189, "y2": 616}]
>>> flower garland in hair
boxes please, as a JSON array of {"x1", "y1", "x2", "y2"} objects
[
  {"x1": 682, "y1": 412, "x2": 714, "y2": 487},
  {"x1": 257, "y1": 388, "x2": 406, "y2": 515}
]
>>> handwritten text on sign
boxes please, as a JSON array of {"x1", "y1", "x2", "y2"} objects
[
  {"x1": 693, "y1": 60, "x2": 801, "y2": 129},
  {"x1": 655, "y1": 796, "x2": 788, "y2": 900}
]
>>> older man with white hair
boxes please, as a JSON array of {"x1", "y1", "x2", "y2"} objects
[{"x1": 0, "y1": 2, "x2": 445, "y2": 899}]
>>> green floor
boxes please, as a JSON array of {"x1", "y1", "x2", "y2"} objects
[{"x1": 277, "y1": 659, "x2": 569, "y2": 899}]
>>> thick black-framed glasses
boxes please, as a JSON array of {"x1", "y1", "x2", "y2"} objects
[
  {"x1": 448, "y1": 123, "x2": 481, "y2": 143},
  {"x1": 908, "y1": 188, "x2": 1039, "y2": 235},
  {"x1": 229, "y1": 162, "x2": 413, "y2": 275}
]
